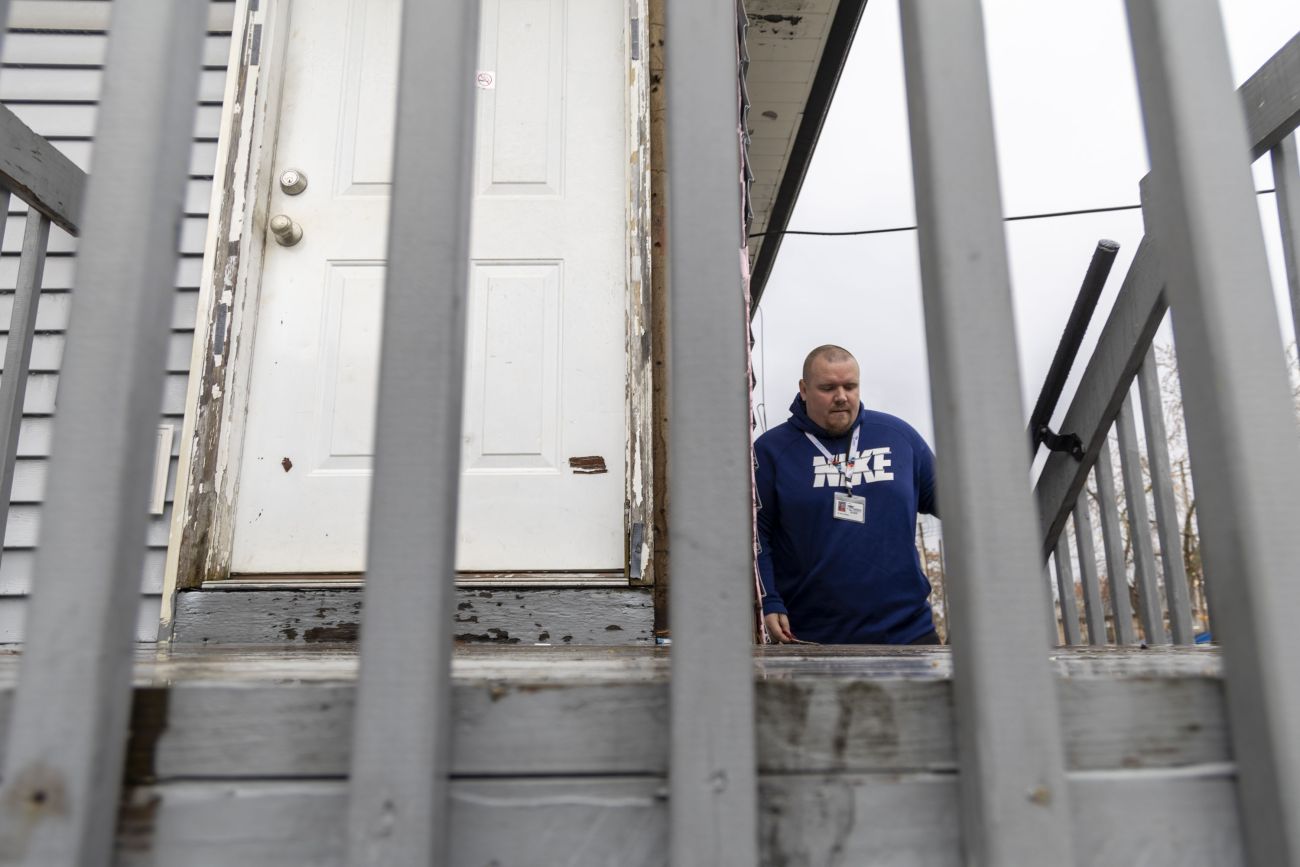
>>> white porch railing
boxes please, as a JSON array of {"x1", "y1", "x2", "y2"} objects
[
  {"x1": 0, "y1": 1, "x2": 1292, "y2": 866},
  {"x1": 1036, "y1": 30, "x2": 1300, "y2": 654}
]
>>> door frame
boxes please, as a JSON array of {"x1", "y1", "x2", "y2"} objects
[{"x1": 160, "y1": 0, "x2": 656, "y2": 634}]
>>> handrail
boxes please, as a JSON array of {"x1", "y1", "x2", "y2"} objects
[
  {"x1": 1026, "y1": 239, "x2": 1119, "y2": 459},
  {"x1": 0, "y1": 104, "x2": 86, "y2": 235},
  {"x1": 1034, "y1": 29, "x2": 1300, "y2": 559}
]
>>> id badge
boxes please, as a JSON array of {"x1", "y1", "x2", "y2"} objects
[{"x1": 832, "y1": 492, "x2": 865, "y2": 523}]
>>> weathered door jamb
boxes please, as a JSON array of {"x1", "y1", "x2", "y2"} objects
[{"x1": 159, "y1": 0, "x2": 293, "y2": 636}]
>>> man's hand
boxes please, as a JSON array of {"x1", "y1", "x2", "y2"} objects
[{"x1": 764, "y1": 612, "x2": 797, "y2": 644}]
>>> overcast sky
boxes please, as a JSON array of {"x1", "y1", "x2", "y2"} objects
[{"x1": 751, "y1": 0, "x2": 1300, "y2": 448}]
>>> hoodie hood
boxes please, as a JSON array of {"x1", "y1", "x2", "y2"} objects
[{"x1": 787, "y1": 394, "x2": 864, "y2": 440}]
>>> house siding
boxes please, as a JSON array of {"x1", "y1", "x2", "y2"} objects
[{"x1": 0, "y1": 0, "x2": 235, "y2": 640}]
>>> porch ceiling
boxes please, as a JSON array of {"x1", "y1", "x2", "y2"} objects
[{"x1": 745, "y1": 0, "x2": 868, "y2": 308}]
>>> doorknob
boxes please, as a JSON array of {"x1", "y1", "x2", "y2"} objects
[{"x1": 270, "y1": 214, "x2": 303, "y2": 247}]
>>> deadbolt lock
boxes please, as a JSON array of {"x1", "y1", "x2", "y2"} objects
[
  {"x1": 270, "y1": 214, "x2": 303, "y2": 247},
  {"x1": 279, "y1": 168, "x2": 308, "y2": 195}
]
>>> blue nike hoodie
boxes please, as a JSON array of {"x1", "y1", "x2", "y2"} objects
[{"x1": 755, "y1": 395, "x2": 938, "y2": 644}]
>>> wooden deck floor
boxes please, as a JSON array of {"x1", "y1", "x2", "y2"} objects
[{"x1": 0, "y1": 645, "x2": 1240, "y2": 866}]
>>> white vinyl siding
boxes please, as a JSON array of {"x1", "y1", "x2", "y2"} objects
[{"x1": 0, "y1": 0, "x2": 234, "y2": 640}]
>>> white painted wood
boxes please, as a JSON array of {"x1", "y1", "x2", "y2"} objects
[
  {"x1": 343, "y1": 0, "x2": 480, "y2": 861},
  {"x1": 1136, "y1": 347, "x2": 1194, "y2": 644},
  {"x1": 1054, "y1": 537, "x2": 1082, "y2": 645},
  {"x1": 231, "y1": 0, "x2": 630, "y2": 574},
  {"x1": 1275, "y1": 135, "x2": 1300, "y2": 373},
  {"x1": 1126, "y1": 4, "x2": 1300, "y2": 863},
  {"x1": 1115, "y1": 393, "x2": 1165, "y2": 644},
  {"x1": 0, "y1": 214, "x2": 46, "y2": 567},
  {"x1": 663, "y1": 1, "x2": 759, "y2": 863},
  {"x1": 149, "y1": 426, "x2": 174, "y2": 515},
  {"x1": 0, "y1": 1, "x2": 208, "y2": 862},
  {"x1": 1094, "y1": 442, "x2": 1137, "y2": 646},
  {"x1": 1072, "y1": 492, "x2": 1109, "y2": 644},
  {"x1": 110, "y1": 769, "x2": 1243, "y2": 867},
  {"x1": 899, "y1": 2, "x2": 1074, "y2": 862}
]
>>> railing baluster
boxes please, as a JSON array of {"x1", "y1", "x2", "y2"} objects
[
  {"x1": 1053, "y1": 536, "x2": 1082, "y2": 645},
  {"x1": 1126, "y1": 2, "x2": 1300, "y2": 862},
  {"x1": 899, "y1": 3, "x2": 1073, "y2": 862},
  {"x1": 0, "y1": 189, "x2": 9, "y2": 255},
  {"x1": 1115, "y1": 392, "x2": 1165, "y2": 644},
  {"x1": 1135, "y1": 346, "x2": 1194, "y2": 644},
  {"x1": 0, "y1": 212, "x2": 49, "y2": 562},
  {"x1": 344, "y1": 1, "x2": 480, "y2": 864},
  {"x1": 0, "y1": 2, "x2": 207, "y2": 863},
  {"x1": 1073, "y1": 490, "x2": 1109, "y2": 644},
  {"x1": 1094, "y1": 441, "x2": 1137, "y2": 645},
  {"x1": 1274, "y1": 133, "x2": 1300, "y2": 356},
  {"x1": 664, "y1": 1, "x2": 758, "y2": 863}
]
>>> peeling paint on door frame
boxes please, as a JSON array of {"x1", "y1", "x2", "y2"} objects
[
  {"x1": 159, "y1": 0, "x2": 293, "y2": 637},
  {"x1": 626, "y1": 0, "x2": 656, "y2": 589}
]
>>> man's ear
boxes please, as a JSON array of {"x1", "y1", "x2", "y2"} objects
[{"x1": 798, "y1": 379, "x2": 808, "y2": 401}]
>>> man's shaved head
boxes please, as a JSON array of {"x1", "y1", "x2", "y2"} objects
[{"x1": 802, "y1": 345, "x2": 856, "y2": 382}]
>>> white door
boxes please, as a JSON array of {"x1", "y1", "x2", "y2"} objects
[{"x1": 230, "y1": 0, "x2": 628, "y2": 573}]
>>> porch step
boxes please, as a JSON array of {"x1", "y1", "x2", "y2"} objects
[
  {"x1": 171, "y1": 586, "x2": 655, "y2": 645},
  {"x1": 1, "y1": 646, "x2": 1244, "y2": 865}
]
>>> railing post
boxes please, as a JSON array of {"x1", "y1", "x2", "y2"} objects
[
  {"x1": 0, "y1": 213, "x2": 49, "y2": 562},
  {"x1": 664, "y1": 0, "x2": 758, "y2": 864},
  {"x1": 1274, "y1": 133, "x2": 1300, "y2": 355},
  {"x1": 344, "y1": 0, "x2": 480, "y2": 864},
  {"x1": 898, "y1": 2, "x2": 1073, "y2": 862},
  {"x1": 0, "y1": 2, "x2": 208, "y2": 864},
  {"x1": 1072, "y1": 491, "x2": 1109, "y2": 644},
  {"x1": 1135, "y1": 346, "x2": 1195, "y2": 644},
  {"x1": 1115, "y1": 393, "x2": 1166, "y2": 644},
  {"x1": 1126, "y1": 2, "x2": 1300, "y2": 862},
  {"x1": 1094, "y1": 443, "x2": 1136, "y2": 646}
]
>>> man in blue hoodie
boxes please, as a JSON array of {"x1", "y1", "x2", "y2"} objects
[{"x1": 755, "y1": 345, "x2": 940, "y2": 644}]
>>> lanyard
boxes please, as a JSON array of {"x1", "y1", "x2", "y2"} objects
[{"x1": 805, "y1": 425, "x2": 860, "y2": 492}]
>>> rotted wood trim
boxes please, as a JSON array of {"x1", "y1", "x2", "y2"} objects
[
  {"x1": 162, "y1": 0, "x2": 292, "y2": 629},
  {"x1": 625, "y1": 0, "x2": 655, "y2": 588},
  {"x1": 170, "y1": 587, "x2": 655, "y2": 645},
  {"x1": 648, "y1": 0, "x2": 670, "y2": 635},
  {"x1": 113, "y1": 769, "x2": 1243, "y2": 866}
]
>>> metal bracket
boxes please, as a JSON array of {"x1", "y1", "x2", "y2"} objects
[{"x1": 1034, "y1": 423, "x2": 1084, "y2": 461}]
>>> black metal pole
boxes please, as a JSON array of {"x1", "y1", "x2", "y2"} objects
[{"x1": 1028, "y1": 239, "x2": 1121, "y2": 455}]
